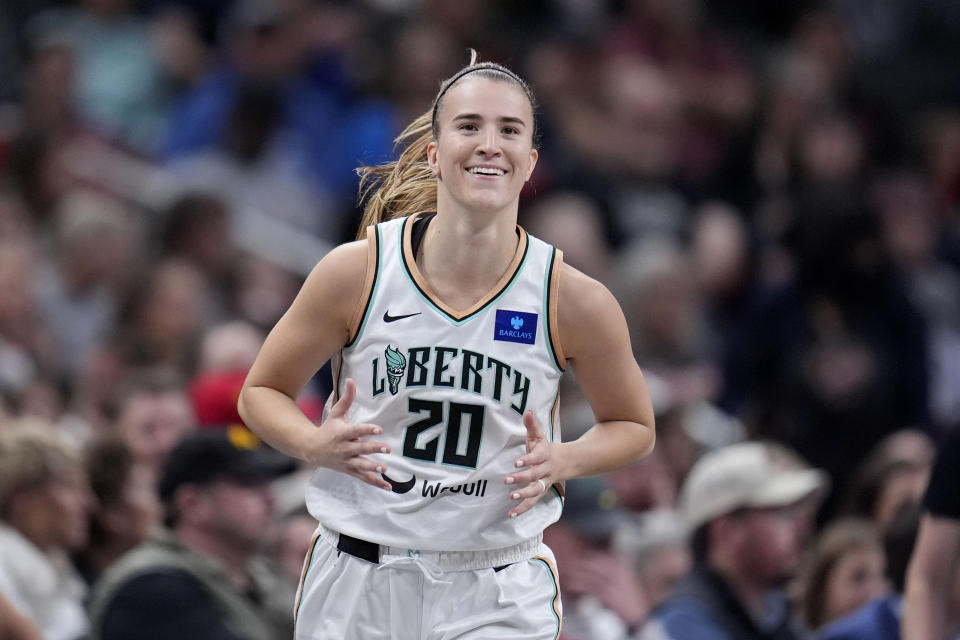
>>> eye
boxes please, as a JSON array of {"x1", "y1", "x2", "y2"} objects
[
  {"x1": 502, "y1": 126, "x2": 521, "y2": 135},
  {"x1": 458, "y1": 123, "x2": 478, "y2": 132}
]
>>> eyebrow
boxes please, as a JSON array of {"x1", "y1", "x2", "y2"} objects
[{"x1": 452, "y1": 113, "x2": 527, "y2": 127}]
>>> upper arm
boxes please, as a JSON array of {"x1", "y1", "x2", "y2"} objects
[
  {"x1": 557, "y1": 264, "x2": 654, "y2": 429},
  {"x1": 242, "y1": 237, "x2": 370, "y2": 400}
]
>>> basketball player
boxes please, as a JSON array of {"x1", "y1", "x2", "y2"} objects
[{"x1": 238, "y1": 52, "x2": 656, "y2": 639}]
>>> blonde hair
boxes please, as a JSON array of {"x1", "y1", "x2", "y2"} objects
[
  {"x1": 355, "y1": 50, "x2": 537, "y2": 237},
  {"x1": 0, "y1": 423, "x2": 80, "y2": 518}
]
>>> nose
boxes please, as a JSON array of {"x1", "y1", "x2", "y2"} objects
[{"x1": 477, "y1": 126, "x2": 501, "y2": 156}]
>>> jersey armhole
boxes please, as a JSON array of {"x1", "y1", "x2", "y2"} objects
[
  {"x1": 345, "y1": 225, "x2": 380, "y2": 347},
  {"x1": 546, "y1": 248, "x2": 566, "y2": 371}
]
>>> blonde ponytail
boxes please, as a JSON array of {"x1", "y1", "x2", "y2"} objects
[{"x1": 355, "y1": 110, "x2": 436, "y2": 238}]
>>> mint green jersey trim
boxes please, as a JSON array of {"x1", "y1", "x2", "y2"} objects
[
  {"x1": 531, "y1": 557, "x2": 562, "y2": 638},
  {"x1": 345, "y1": 224, "x2": 383, "y2": 350},
  {"x1": 548, "y1": 388, "x2": 560, "y2": 442},
  {"x1": 542, "y1": 247, "x2": 564, "y2": 373},
  {"x1": 399, "y1": 218, "x2": 531, "y2": 326},
  {"x1": 295, "y1": 535, "x2": 323, "y2": 622}
]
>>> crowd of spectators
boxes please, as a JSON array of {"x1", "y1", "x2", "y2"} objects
[{"x1": 1, "y1": 0, "x2": 959, "y2": 638}]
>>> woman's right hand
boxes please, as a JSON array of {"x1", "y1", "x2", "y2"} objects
[{"x1": 309, "y1": 378, "x2": 393, "y2": 490}]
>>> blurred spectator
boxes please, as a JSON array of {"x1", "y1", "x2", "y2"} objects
[
  {"x1": 0, "y1": 241, "x2": 50, "y2": 401},
  {"x1": 842, "y1": 430, "x2": 934, "y2": 528},
  {"x1": 874, "y1": 171, "x2": 960, "y2": 431},
  {"x1": 546, "y1": 476, "x2": 647, "y2": 640},
  {"x1": 74, "y1": 436, "x2": 161, "y2": 585},
  {"x1": 23, "y1": 0, "x2": 178, "y2": 153},
  {"x1": 642, "y1": 441, "x2": 827, "y2": 640},
  {"x1": 113, "y1": 259, "x2": 210, "y2": 372},
  {"x1": 903, "y1": 426, "x2": 960, "y2": 639},
  {"x1": 269, "y1": 507, "x2": 318, "y2": 589},
  {"x1": 0, "y1": 590, "x2": 42, "y2": 640},
  {"x1": 108, "y1": 367, "x2": 194, "y2": 478},
  {"x1": 161, "y1": 0, "x2": 396, "y2": 227},
  {"x1": 34, "y1": 188, "x2": 139, "y2": 380},
  {"x1": 188, "y1": 319, "x2": 322, "y2": 429},
  {"x1": 0, "y1": 423, "x2": 93, "y2": 640},
  {"x1": 613, "y1": 509, "x2": 692, "y2": 613},
  {"x1": 159, "y1": 192, "x2": 233, "y2": 302},
  {"x1": 521, "y1": 190, "x2": 614, "y2": 282},
  {"x1": 818, "y1": 503, "x2": 921, "y2": 640},
  {"x1": 87, "y1": 427, "x2": 296, "y2": 640},
  {"x1": 616, "y1": 239, "x2": 721, "y2": 407},
  {"x1": 798, "y1": 518, "x2": 889, "y2": 631}
]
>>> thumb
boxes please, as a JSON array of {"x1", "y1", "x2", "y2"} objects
[
  {"x1": 330, "y1": 378, "x2": 357, "y2": 418},
  {"x1": 523, "y1": 410, "x2": 544, "y2": 443}
]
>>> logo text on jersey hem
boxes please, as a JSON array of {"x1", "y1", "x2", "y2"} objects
[
  {"x1": 381, "y1": 472, "x2": 416, "y2": 493},
  {"x1": 383, "y1": 311, "x2": 422, "y2": 323}
]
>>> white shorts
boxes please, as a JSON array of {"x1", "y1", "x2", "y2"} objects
[{"x1": 294, "y1": 525, "x2": 563, "y2": 640}]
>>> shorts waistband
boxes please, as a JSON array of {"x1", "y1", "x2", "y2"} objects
[{"x1": 318, "y1": 524, "x2": 542, "y2": 571}]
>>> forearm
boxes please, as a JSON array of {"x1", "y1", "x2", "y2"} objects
[
  {"x1": 237, "y1": 385, "x2": 319, "y2": 462},
  {"x1": 555, "y1": 419, "x2": 654, "y2": 480},
  {"x1": 902, "y1": 574, "x2": 948, "y2": 640}
]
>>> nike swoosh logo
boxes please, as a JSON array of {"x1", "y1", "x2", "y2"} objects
[
  {"x1": 381, "y1": 472, "x2": 416, "y2": 494},
  {"x1": 383, "y1": 311, "x2": 422, "y2": 323}
]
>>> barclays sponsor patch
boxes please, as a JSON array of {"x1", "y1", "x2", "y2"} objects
[{"x1": 494, "y1": 310, "x2": 537, "y2": 345}]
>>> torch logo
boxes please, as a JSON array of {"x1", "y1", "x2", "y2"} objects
[{"x1": 384, "y1": 345, "x2": 407, "y2": 395}]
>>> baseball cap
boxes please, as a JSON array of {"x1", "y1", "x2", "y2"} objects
[
  {"x1": 561, "y1": 475, "x2": 625, "y2": 543},
  {"x1": 679, "y1": 441, "x2": 829, "y2": 531},
  {"x1": 158, "y1": 426, "x2": 297, "y2": 501}
]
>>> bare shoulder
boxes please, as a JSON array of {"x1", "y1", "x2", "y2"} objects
[
  {"x1": 556, "y1": 263, "x2": 627, "y2": 360},
  {"x1": 292, "y1": 238, "x2": 370, "y2": 336}
]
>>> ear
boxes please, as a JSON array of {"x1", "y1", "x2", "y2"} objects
[
  {"x1": 524, "y1": 148, "x2": 539, "y2": 182},
  {"x1": 427, "y1": 141, "x2": 440, "y2": 178}
]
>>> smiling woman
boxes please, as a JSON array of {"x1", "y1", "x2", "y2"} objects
[{"x1": 238, "y1": 50, "x2": 656, "y2": 640}]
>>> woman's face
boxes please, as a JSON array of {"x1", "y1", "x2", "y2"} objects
[
  {"x1": 428, "y1": 76, "x2": 538, "y2": 215},
  {"x1": 823, "y1": 546, "x2": 889, "y2": 626}
]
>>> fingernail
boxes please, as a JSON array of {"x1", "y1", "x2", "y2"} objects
[
  {"x1": 511, "y1": 492, "x2": 520, "y2": 500},
  {"x1": 376, "y1": 466, "x2": 385, "y2": 473},
  {"x1": 380, "y1": 447, "x2": 388, "y2": 453},
  {"x1": 505, "y1": 477, "x2": 515, "y2": 484},
  {"x1": 515, "y1": 460, "x2": 524, "y2": 468},
  {"x1": 509, "y1": 512, "x2": 517, "y2": 518},
  {"x1": 373, "y1": 428, "x2": 382, "y2": 434}
]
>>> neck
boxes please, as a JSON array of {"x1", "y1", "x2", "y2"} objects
[
  {"x1": 708, "y1": 552, "x2": 770, "y2": 621},
  {"x1": 176, "y1": 526, "x2": 252, "y2": 589},
  {"x1": 424, "y1": 191, "x2": 518, "y2": 273}
]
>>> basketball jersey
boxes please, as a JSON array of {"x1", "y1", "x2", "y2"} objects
[{"x1": 305, "y1": 213, "x2": 566, "y2": 551}]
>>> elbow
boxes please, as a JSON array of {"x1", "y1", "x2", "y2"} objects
[{"x1": 634, "y1": 421, "x2": 656, "y2": 461}]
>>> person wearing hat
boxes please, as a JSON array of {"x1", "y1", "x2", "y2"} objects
[
  {"x1": 87, "y1": 427, "x2": 297, "y2": 640},
  {"x1": 641, "y1": 441, "x2": 828, "y2": 640}
]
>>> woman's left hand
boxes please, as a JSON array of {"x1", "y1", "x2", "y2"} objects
[{"x1": 505, "y1": 411, "x2": 559, "y2": 518}]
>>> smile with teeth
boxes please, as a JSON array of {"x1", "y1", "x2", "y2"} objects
[{"x1": 467, "y1": 167, "x2": 505, "y2": 176}]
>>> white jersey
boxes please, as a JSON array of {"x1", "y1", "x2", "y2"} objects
[{"x1": 306, "y1": 213, "x2": 566, "y2": 551}]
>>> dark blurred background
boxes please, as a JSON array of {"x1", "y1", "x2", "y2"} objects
[{"x1": 0, "y1": 1, "x2": 958, "y2": 637}]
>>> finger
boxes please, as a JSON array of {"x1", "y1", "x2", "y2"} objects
[
  {"x1": 508, "y1": 495, "x2": 543, "y2": 519},
  {"x1": 352, "y1": 469, "x2": 393, "y2": 491},
  {"x1": 504, "y1": 465, "x2": 548, "y2": 486},
  {"x1": 349, "y1": 460, "x2": 393, "y2": 491},
  {"x1": 345, "y1": 440, "x2": 391, "y2": 456},
  {"x1": 507, "y1": 478, "x2": 548, "y2": 502},
  {"x1": 330, "y1": 378, "x2": 357, "y2": 418},
  {"x1": 344, "y1": 422, "x2": 384, "y2": 441},
  {"x1": 522, "y1": 410, "x2": 546, "y2": 455},
  {"x1": 523, "y1": 410, "x2": 544, "y2": 440}
]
